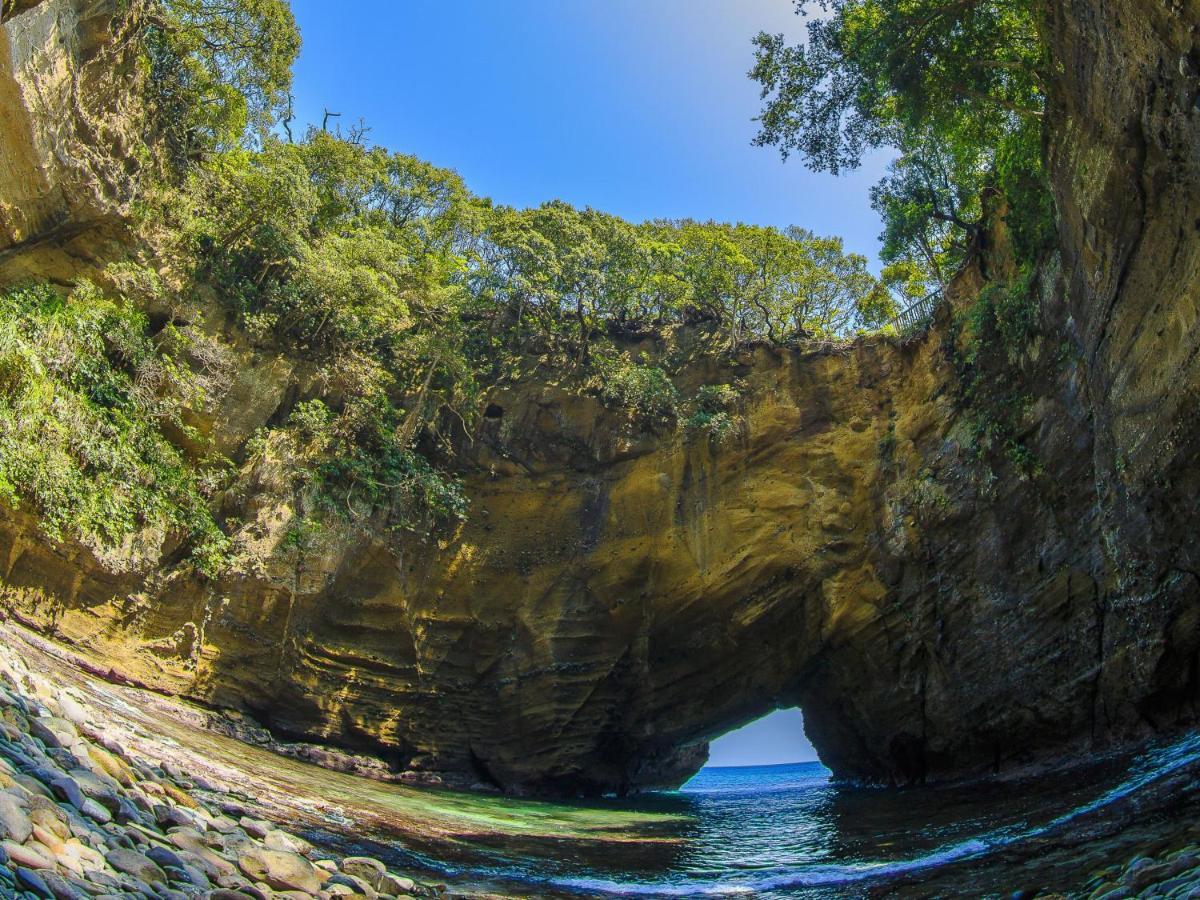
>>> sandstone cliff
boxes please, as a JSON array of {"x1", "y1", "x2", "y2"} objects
[{"x1": 0, "y1": 0, "x2": 1197, "y2": 796}]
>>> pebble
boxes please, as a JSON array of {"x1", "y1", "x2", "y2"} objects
[
  {"x1": 329, "y1": 870, "x2": 379, "y2": 897},
  {"x1": 106, "y1": 846, "x2": 168, "y2": 884},
  {"x1": 342, "y1": 856, "x2": 387, "y2": 886},
  {"x1": 79, "y1": 797, "x2": 112, "y2": 824},
  {"x1": 240, "y1": 816, "x2": 271, "y2": 838},
  {"x1": 50, "y1": 776, "x2": 85, "y2": 810},
  {"x1": 264, "y1": 828, "x2": 313, "y2": 855},
  {"x1": 15, "y1": 865, "x2": 54, "y2": 897},
  {"x1": 0, "y1": 792, "x2": 33, "y2": 843},
  {"x1": 238, "y1": 847, "x2": 323, "y2": 893},
  {"x1": 3, "y1": 837, "x2": 54, "y2": 868}
]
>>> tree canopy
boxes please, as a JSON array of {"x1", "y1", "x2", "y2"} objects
[{"x1": 751, "y1": 0, "x2": 1054, "y2": 285}]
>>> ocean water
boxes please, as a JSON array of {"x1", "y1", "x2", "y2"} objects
[{"x1": 309, "y1": 733, "x2": 1200, "y2": 898}]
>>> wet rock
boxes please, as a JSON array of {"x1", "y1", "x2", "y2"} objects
[{"x1": 238, "y1": 847, "x2": 322, "y2": 893}]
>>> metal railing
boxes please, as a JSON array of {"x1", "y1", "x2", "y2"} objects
[{"x1": 889, "y1": 289, "x2": 942, "y2": 334}]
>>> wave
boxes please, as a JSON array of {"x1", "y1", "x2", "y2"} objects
[{"x1": 526, "y1": 732, "x2": 1200, "y2": 897}]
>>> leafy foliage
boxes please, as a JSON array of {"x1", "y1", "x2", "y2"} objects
[
  {"x1": 143, "y1": 0, "x2": 300, "y2": 163},
  {"x1": 0, "y1": 282, "x2": 229, "y2": 572},
  {"x1": 751, "y1": 0, "x2": 1055, "y2": 283},
  {"x1": 949, "y1": 269, "x2": 1043, "y2": 475},
  {"x1": 684, "y1": 384, "x2": 742, "y2": 443}
]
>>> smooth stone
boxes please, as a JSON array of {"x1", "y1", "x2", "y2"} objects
[
  {"x1": 66, "y1": 769, "x2": 120, "y2": 808},
  {"x1": 85, "y1": 747, "x2": 133, "y2": 788},
  {"x1": 0, "y1": 792, "x2": 32, "y2": 842},
  {"x1": 157, "y1": 805, "x2": 199, "y2": 830},
  {"x1": 13, "y1": 774, "x2": 53, "y2": 799},
  {"x1": 56, "y1": 696, "x2": 87, "y2": 728},
  {"x1": 29, "y1": 718, "x2": 76, "y2": 751},
  {"x1": 237, "y1": 848, "x2": 322, "y2": 894},
  {"x1": 16, "y1": 866, "x2": 54, "y2": 898},
  {"x1": 41, "y1": 870, "x2": 89, "y2": 900},
  {"x1": 2, "y1": 838, "x2": 54, "y2": 869},
  {"x1": 238, "y1": 817, "x2": 271, "y2": 839},
  {"x1": 328, "y1": 871, "x2": 378, "y2": 897},
  {"x1": 341, "y1": 857, "x2": 387, "y2": 887},
  {"x1": 377, "y1": 873, "x2": 417, "y2": 895},
  {"x1": 106, "y1": 848, "x2": 168, "y2": 885},
  {"x1": 31, "y1": 823, "x2": 65, "y2": 854},
  {"x1": 145, "y1": 845, "x2": 188, "y2": 872},
  {"x1": 114, "y1": 796, "x2": 143, "y2": 825},
  {"x1": 177, "y1": 847, "x2": 236, "y2": 881},
  {"x1": 263, "y1": 829, "x2": 312, "y2": 855},
  {"x1": 208, "y1": 815, "x2": 240, "y2": 835},
  {"x1": 49, "y1": 777, "x2": 85, "y2": 810},
  {"x1": 79, "y1": 797, "x2": 111, "y2": 824},
  {"x1": 29, "y1": 807, "x2": 69, "y2": 839}
]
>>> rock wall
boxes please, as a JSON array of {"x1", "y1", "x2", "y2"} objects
[
  {"x1": 0, "y1": 0, "x2": 1198, "y2": 796},
  {"x1": 0, "y1": 0, "x2": 139, "y2": 277}
]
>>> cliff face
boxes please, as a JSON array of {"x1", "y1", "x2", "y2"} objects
[
  {"x1": 0, "y1": 0, "x2": 1198, "y2": 796},
  {"x1": 0, "y1": 0, "x2": 138, "y2": 278}
]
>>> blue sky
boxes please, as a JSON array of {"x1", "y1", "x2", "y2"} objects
[
  {"x1": 708, "y1": 708, "x2": 818, "y2": 767},
  {"x1": 286, "y1": 0, "x2": 893, "y2": 268},
  {"x1": 286, "y1": 1, "x2": 862, "y2": 766}
]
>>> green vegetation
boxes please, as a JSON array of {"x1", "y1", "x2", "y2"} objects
[
  {"x1": 0, "y1": 0, "x2": 896, "y2": 558},
  {"x1": 143, "y1": 0, "x2": 300, "y2": 164},
  {"x1": 12, "y1": 0, "x2": 1061, "y2": 562},
  {"x1": 0, "y1": 282, "x2": 229, "y2": 571},
  {"x1": 134, "y1": 119, "x2": 898, "y2": 535},
  {"x1": 751, "y1": 0, "x2": 1056, "y2": 287},
  {"x1": 950, "y1": 272, "x2": 1043, "y2": 476},
  {"x1": 684, "y1": 384, "x2": 742, "y2": 443}
]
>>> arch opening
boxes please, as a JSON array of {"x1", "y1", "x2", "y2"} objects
[{"x1": 704, "y1": 707, "x2": 819, "y2": 769}]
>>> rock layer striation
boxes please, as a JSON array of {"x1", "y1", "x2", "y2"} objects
[{"x1": 0, "y1": 0, "x2": 1198, "y2": 795}]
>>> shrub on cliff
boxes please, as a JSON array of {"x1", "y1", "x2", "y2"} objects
[{"x1": 0, "y1": 282, "x2": 229, "y2": 571}]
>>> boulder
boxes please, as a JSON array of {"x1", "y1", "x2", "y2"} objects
[
  {"x1": 237, "y1": 847, "x2": 322, "y2": 894},
  {"x1": 105, "y1": 848, "x2": 168, "y2": 885}
]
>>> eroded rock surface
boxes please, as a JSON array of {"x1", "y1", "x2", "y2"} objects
[{"x1": 0, "y1": 0, "x2": 1197, "y2": 796}]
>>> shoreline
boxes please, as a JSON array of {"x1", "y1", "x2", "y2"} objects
[{"x1": 3, "y1": 620, "x2": 1200, "y2": 898}]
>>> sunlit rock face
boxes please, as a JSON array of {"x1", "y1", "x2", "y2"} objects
[
  {"x1": 0, "y1": 0, "x2": 140, "y2": 280},
  {"x1": 0, "y1": 0, "x2": 1198, "y2": 796}
]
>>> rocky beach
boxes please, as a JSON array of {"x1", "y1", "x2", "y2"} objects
[{"x1": 0, "y1": 623, "x2": 441, "y2": 900}]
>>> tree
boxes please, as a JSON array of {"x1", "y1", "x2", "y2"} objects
[
  {"x1": 144, "y1": 0, "x2": 301, "y2": 163},
  {"x1": 750, "y1": 0, "x2": 1051, "y2": 279}
]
